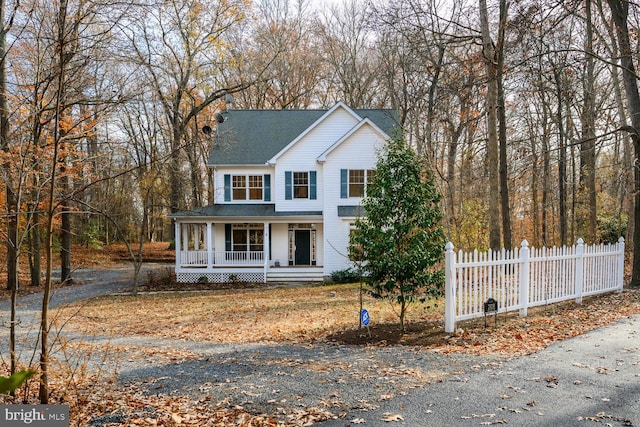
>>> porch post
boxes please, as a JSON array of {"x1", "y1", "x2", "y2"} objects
[
  {"x1": 207, "y1": 222, "x2": 213, "y2": 268},
  {"x1": 175, "y1": 221, "x2": 181, "y2": 270},
  {"x1": 263, "y1": 222, "x2": 270, "y2": 282},
  {"x1": 182, "y1": 224, "x2": 189, "y2": 256}
]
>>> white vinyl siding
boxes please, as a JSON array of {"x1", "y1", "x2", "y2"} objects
[
  {"x1": 275, "y1": 107, "x2": 359, "y2": 211},
  {"x1": 322, "y1": 125, "x2": 385, "y2": 274}
]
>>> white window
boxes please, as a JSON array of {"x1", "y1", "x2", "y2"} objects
[
  {"x1": 232, "y1": 224, "x2": 264, "y2": 255},
  {"x1": 232, "y1": 175, "x2": 263, "y2": 200},
  {"x1": 293, "y1": 172, "x2": 309, "y2": 199},
  {"x1": 349, "y1": 169, "x2": 376, "y2": 197}
]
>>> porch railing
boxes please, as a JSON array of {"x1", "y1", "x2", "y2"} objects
[
  {"x1": 179, "y1": 250, "x2": 264, "y2": 266},
  {"x1": 180, "y1": 250, "x2": 207, "y2": 266},
  {"x1": 214, "y1": 251, "x2": 264, "y2": 265}
]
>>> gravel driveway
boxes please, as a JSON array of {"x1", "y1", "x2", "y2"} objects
[
  {"x1": 2, "y1": 267, "x2": 639, "y2": 426},
  {"x1": 114, "y1": 339, "x2": 501, "y2": 419},
  {"x1": 321, "y1": 314, "x2": 640, "y2": 426},
  {"x1": 0, "y1": 263, "x2": 172, "y2": 368},
  {"x1": 103, "y1": 314, "x2": 639, "y2": 427}
]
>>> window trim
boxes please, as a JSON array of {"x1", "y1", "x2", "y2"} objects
[
  {"x1": 341, "y1": 169, "x2": 376, "y2": 198},
  {"x1": 293, "y1": 171, "x2": 309, "y2": 199},
  {"x1": 285, "y1": 170, "x2": 317, "y2": 200},
  {"x1": 226, "y1": 174, "x2": 266, "y2": 201},
  {"x1": 231, "y1": 223, "x2": 264, "y2": 253}
]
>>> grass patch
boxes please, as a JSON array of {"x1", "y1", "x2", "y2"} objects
[
  {"x1": 56, "y1": 284, "x2": 441, "y2": 344},
  {"x1": 55, "y1": 283, "x2": 640, "y2": 355}
]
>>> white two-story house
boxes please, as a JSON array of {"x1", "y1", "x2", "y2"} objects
[{"x1": 170, "y1": 102, "x2": 399, "y2": 283}]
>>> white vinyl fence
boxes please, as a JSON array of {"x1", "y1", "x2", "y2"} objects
[{"x1": 444, "y1": 238, "x2": 625, "y2": 333}]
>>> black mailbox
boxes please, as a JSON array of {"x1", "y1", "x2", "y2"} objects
[{"x1": 484, "y1": 298, "x2": 498, "y2": 327}]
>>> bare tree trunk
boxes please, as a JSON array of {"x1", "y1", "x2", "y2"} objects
[
  {"x1": 60, "y1": 173, "x2": 72, "y2": 283},
  {"x1": 554, "y1": 69, "x2": 568, "y2": 246},
  {"x1": 0, "y1": 0, "x2": 19, "y2": 380},
  {"x1": 542, "y1": 133, "x2": 551, "y2": 245},
  {"x1": 59, "y1": 0, "x2": 81, "y2": 285},
  {"x1": 28, "y1": 217, "x2": 41, "y2": 287},
  {"x1": 479, "y1": 0, "x2": 501, "y2": 250},
  {"x1": 536, "y1": 87, "x2": 552, "y2": 247},
  {"x1": 578, "y1": 0, "x2": 598, "y2": 243},
  {"x1": 607, "y1": 0, "x2": 640, "y2": 287},
  {"x1": 446, "y1": 129, "x2": 460, "y2": 238},
  {"x1": 0, "y1": 0, "x2": 17, "y2": 294},
  {"x1": 570, "y1": 140, "x2": 578, "y2": 243},
  {"x1": 41, "y1": 0, "x2": 71, "y2": 402},
  {"x1": 187, "y1": 134, "x2": 202, "y2": 208},
  {"x1": 168, "y1": 125, "x2": 183, "y2": 248},
  {"x1": 599, "y1": 0, "x2": 634, "y2": 249},
  {"x1": 496, "y1": 0, "x2": 511, "y2": 250},
  {"x1": 424, "y1": 44, "x2": 445, "y2": 157}
]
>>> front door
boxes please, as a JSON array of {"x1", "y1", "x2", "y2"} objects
[{"x1": 294, "y1": 230, "x2": 311, "y2": 265}]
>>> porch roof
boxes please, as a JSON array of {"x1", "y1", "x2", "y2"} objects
[
  {"x1": 169, "y1": 204, "x2": 323, "y2": 220},
  {"x1": 337, "y1": 205, "x2": 366, "y2": 217}
]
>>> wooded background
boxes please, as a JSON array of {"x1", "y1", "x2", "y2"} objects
[{"x1": 0, "y1": 0, "x2": 638, "y2": 287}]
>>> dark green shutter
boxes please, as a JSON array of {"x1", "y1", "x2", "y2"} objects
[
  {"x1": 285, "y1": 171, "x2": 292, "y2": 200},
  {"x1": 264, "y1": 174, "x2": 271, "y2": 202},
  {"x1": 340, "y1": 169, "x2": 348, "y2": 198},
  {"x1": 225, "y1": 224, "x2": 232, "y2": 251},
  {"x1": 224, "y1": 174, "x2": 231, "y2": 201},
  {"x1": 269, "y1": 224, "x2": 272, "y2": 261},
  {"x1": 310, "y1": 171, "x2": 317, "y2": 200}
]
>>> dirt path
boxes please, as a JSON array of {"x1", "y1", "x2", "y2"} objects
[{"x1": 0, "y1": 263, "x2": 173, "y2": 311}]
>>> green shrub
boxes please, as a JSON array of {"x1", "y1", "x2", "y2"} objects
[
  {"x1": 597, "y1": 213, "x2": 627, "y2": 244},
  {"x1": 330, "y1": 268, "x2": 360, "y2": 284}
]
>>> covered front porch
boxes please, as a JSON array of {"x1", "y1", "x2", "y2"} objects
[{"x1": 174, "y1": 216, "x2": 324, "y2": 283}]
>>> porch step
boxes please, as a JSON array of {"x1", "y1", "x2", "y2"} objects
[{"x1": 266, "y1": 268, "x2": 325, "y2": 282}]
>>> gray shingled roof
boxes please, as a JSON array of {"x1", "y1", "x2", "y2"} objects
[
  {"x1": 208, "y1": 107, "x2": 399, "y2": 166},
  {"x1": 168, "y1": 204, "x2": 323, "y2": 219}
]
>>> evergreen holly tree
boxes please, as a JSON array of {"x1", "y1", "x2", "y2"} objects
[{"x1": 352, "y1": 136, "x2": 445, "y2": 333}]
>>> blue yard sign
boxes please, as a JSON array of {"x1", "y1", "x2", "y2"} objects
[{"x1": 361, "y1": 309, "x2": 370, "y2": 327}]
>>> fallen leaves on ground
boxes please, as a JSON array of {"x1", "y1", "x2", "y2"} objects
[
  {"x1": 55, "y1": 281, "x2": 640, "y2": 359},
  {"x1": 1, "y1": 373, "x2": 336, "y2": 427},
  {"x1": 381, "y1": 412, "x2": 404, "y2": 422},
  {"x1": 438, "y1": 289, "x2": 640, "y2": 357},
  {"x1": 55, "y1": 284, "x2": 420, "y2": 345},
  {"x1": 579, "y1": 412, "x2": 634, "y2": 425}
]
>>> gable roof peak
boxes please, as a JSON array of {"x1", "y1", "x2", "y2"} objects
[
  {"x1": 266, "y1": 102, "x2": 366, "y2": 164},
  {"x1": 208, "y1": 104, "x2": 398, "y2": 166}
]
